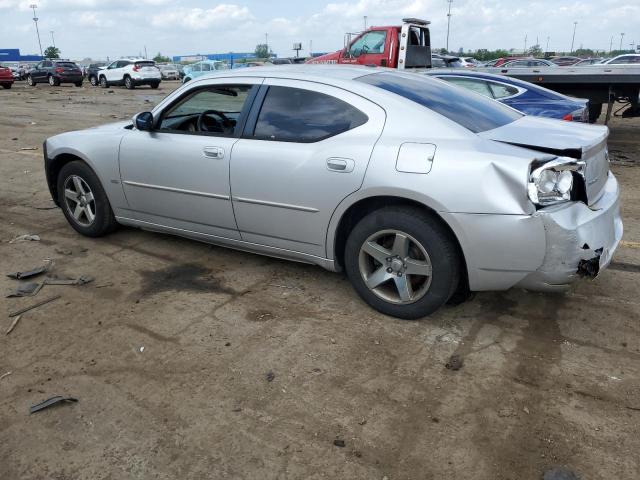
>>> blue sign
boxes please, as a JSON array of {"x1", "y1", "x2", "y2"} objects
[{"x1": 0, "y1": 48, "x2": 43, "y2": 62}]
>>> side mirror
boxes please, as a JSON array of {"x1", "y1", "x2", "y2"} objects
[{"x1": 134, "y1": 111, "x2": 154, "y2": 131}]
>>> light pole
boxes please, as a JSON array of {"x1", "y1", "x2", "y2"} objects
[
  {"x1": 445, "y1": 0, "x2": 453, "y2": 52},
  {"x1": 619, "y1": 32, "x2": 625, "y2": 51},
  {"x1": 570, "y1": 21, "x2": 577, "y2": 53},
  {"x1": 30, "y1": 4, "x2": 43, "y2": 57},
  {"x1": 364, "y1": 16, "x2": 367, "y2": 30},
  {"x1": 546, "y1": 36, "x2": 550, "y2": 52},
  {"x1": 609, "y1": 36, "x2": 614, "y2": 54},
  {"x1": 524, "y1": 34, "x2": 527, "y2": 53},
  {"x1": 265, "y1": 33, "x2": 269, "y2": 57},
  {"x1": 50, "y1": 31, "x2": 55, "y2": 48}
]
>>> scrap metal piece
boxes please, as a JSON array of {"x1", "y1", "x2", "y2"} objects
[
  {"x1": 0, "y1": 371, "x2": 12, "y2": 381},
  {"x1": 6, "y1": 282, "x2": 41, "y2": 298},
  {"x1": 8, "y1": 295, "x2": 61, "y2": 318},
  {"x1": 7, "y1": 265, "x2": 49, "y2": 280},
  {"x1": 8, "y1": 234, "x2": 40, "y2": 244},
  {"x1": 29, "y1": 395, "x2": 78, "y2": 414},
  {"x1": 44, "y1": 275, "x2": 94, "y2": 286},
  {"x1": 5, "y1": 315, "x2": 22, "y2": 335}
]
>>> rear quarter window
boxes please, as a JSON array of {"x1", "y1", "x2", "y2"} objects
[
  {"x1": 253, "y1": 86, "x2": 368, "y2": 142},
  {"x1": 357, "y1": 72, "x2": 522, "y2": 133}
]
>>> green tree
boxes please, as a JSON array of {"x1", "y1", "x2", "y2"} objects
[
  {"x1": 527, "y1": 44, "x2": 543, "y2": 57},
  {"x1": 153, "y1": 53, "x2": 171, "y2": 63},
  {"x1": 44, "y1": 46, "x2": 60, "y2": 59},
  {"x1": 254, "y1": 44, "x2": 270, "y2": 59}
]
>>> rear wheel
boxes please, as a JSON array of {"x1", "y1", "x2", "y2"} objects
[
  {"x1": 1, "y1": 83, "x2": 11, "y2": 89},
  {"x1": 124, "y1": 75, "x2": 135, "y2": 89},
  {"x1": 48, "y1": 75, "x2": 60, "y2": 86},
  {"x1": 344, "y1": 207, "x2": 461, "y2": 319},
  {"x1": 150, "y1": 82, "x2": 160, "y2": 89},
  {"x1": 99, "y1": 75, "x2": 108, "y2": 88},
  {"x1": 57, "y1": 161, "x2": 118, "y2": 237},
  {"x1": 27, "y1": 75, "x2": 35, "y2": 86}
]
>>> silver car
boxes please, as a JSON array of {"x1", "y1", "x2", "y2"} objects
[{"x1": 43, "y1": 66, "x2": 622, "y2": 319}]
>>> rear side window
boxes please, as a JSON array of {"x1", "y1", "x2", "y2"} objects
[
  {"x1": 253, "y1": 86, "x2": 368, "y2": 142},
  {"x1": 440, "y1": 77, "x2": 492, "y2": 98},
  {"x1": 357, "y1": 72, "x2": 521, "y2": 133},
  {"x1": 488, "y1": 81, "x2": 519, "y2": 98}
]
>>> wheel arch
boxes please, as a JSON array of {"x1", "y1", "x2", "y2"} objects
[
  {"x1": 46, "y1": 151, "x2": 99, "y2": 206},
  {"x1": 328, "y1": 194, "x2": 469, "y2": 291}
]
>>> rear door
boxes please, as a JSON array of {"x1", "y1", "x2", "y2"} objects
[{"x1": 230, "y1": 79, "x2": 386, "y2": 257}]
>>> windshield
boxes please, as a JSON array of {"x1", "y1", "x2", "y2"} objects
[
  {"x1": 357, "y1": 72, "x2": 522, "y2": 133},
  {"x1": 56, "y1": 62, "x2": 79, "y2": 68}
]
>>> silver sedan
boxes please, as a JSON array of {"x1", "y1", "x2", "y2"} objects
[{"x1": 43, "y1": 65, "x2": 622, "y2": 319}]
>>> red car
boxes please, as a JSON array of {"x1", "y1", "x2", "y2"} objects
[{"x1": 0, "y1": 66, "x2": 14, "y2": 89}]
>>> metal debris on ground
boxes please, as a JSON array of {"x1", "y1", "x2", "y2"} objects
[
  {"x1": 44, "y1": 275, "x2": 94, "y2": 286},
  {"x1": 6, "y1": 282, "x2": 41, "y2": 298},
  {"x1": 8, "y1": 234, "x2": 40, "y2": 244},
  {"x1": 333, "y1": 439, "x2": 346, "y2": 447},
  {"x1": 0, "y1": 371, "x2": 12, "y2": 382},
  {"x1": 542, "y1": 467, "x2": 582, "y2": 480},
  {"x1": 445, "y1": 354, "x2": 464, "y2": 371},
  {"x1": 8, "y1": 295, "x2": 61, "y2": 318},
  {"x1": 266, "y1": 371, "x2": 275, "y2": 382},
  {"x1": 29, "y1": 395, "x2": 78, "y2": 414},
  {"x1": 6, "y1": 315, "x2": 22, "y2": 335},
  {"x1": 7, "y1": 262, "x2": 51, "y2": 280},
  {"x1": 20, "y1": 147, "x2": 38, "y2": 151}
]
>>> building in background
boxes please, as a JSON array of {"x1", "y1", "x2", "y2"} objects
[
  {"x1": 0, "y1": 48, "x2": 43, "y2": 62},
  {"x1": 172, "y1": 52, "x2": 274, "y2": 67}
]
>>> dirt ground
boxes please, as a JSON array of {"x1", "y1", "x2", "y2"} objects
[{"x1": 1, "y1": 80, "x2": 639, "y2": 480}]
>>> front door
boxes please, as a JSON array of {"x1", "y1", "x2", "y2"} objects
[
  {"x1": 340, "y1": 30, "x2": 389, "y2": 66},
  {"x1": 230, "y1": 79, "x2": 386, "y2": 257},
  {"x1": 119, "y1": 81, "x2": 260, "y2": 240}
]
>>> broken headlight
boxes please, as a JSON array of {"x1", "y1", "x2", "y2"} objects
[{"x1": 528, "y1": 158, "x2": 585, "y2": 206}]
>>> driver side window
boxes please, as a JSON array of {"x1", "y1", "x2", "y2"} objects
[
  {"x1": 159, "y1": 84, "x2": 254, "y2": 136},
  {"x1": 348, "y1": 30, "x2": 387, "y2": 57}
]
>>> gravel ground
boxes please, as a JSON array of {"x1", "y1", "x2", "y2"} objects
[{"x1": 1, "y1": 80, "x2": 639, "y2": 480}]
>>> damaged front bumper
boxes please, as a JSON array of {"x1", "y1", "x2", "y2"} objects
[{"x1": 516, "y1": 171, "x2": 623, "y2": 291}]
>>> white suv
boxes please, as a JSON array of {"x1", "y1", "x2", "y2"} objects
[{"x1": 98, "y1": 58, "x2": 161, "y2": 89}]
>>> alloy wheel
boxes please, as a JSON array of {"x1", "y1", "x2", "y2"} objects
[
  {"x1": 358, "y1": 229, "x2": 433, "y2": 304},
  {"x1": 48, "y1": 75, "x2": 55, "y2": 86},
  {"x1": 63, "y1": 175, "x2": 96, "y2": 226}
]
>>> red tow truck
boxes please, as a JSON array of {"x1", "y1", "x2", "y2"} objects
[{"x1": 306, "y1": 18, "x2": 432, "y2": 69}]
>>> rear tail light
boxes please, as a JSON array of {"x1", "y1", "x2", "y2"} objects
[
  {"x1": 562, "y1": 113, "x2": 573, "y2": 121},
  {"x1": 133, "y1": 65, "x2": 140, "y2": 72},
  {"x1": 55, "y1": 67, "x2": 64, "y2": 73},
  {"x1": 563, "y1": 108, "x2": 588, "y2": 122}
]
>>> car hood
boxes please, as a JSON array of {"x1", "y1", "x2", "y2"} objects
[{"x1": 479, "y1": 115, "x2": 607, "y2": 158}]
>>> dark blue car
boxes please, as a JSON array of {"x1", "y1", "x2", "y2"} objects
[{"x1": 425, "y1": 70, "x2": 589, "y2": 122}]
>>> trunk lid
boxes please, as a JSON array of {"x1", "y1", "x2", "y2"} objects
[{"x1": 479, "y1": 116, "x2": 609, "y2": 205}]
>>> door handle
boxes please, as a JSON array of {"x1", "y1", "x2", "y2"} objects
[
  {"x1": 203, "y1": 146, "x2": 225, "y2": 159},
  {"x1": 326, "y1": 157, "x2": 354, "y2": 173}
]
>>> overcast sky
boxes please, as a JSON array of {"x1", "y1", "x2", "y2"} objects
[{"x1": 0, "y1": 0, "x2": 638, "y2": 60}]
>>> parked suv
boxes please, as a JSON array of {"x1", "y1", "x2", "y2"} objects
[
  {"x1": 27, "y1": 60, "x2": 84, "y2": 87},
  {"x1": 85, "y1": 62, "x2": 107, "y2": 86},
  {"x1": 98, "y1": 59, "x2": 161, "y2": 89}
]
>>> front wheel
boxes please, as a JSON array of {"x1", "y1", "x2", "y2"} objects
[
  {"x1": 344, "y1": 207, "x2": 461, "y2": 319},
  {"x1": 57, "y1": 161, "x2": 118, "y2": 237},
  {"x1": 48, "y1": 75, "x2": 60, "y2": 86},
  {"x1": 150, "y1": 82, "x2": 159, "y2": 89},
  {"x1": 1, "y1": 83, "x2": 11, "y2": 89},
  {"x1": 99, "y1": 76, "x2": 108, "y2": 88},
  {"x1": 27, "y1": 75, "x2": 35, "y2": 86}
]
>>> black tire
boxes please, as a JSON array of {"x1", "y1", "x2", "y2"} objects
[
  {"x1": 57, "y1": 161, "x2": 118, "y2": 237},
  {"x1": 74, "y1": 81, "x2": 83, "y2": 87},
  {"x1": 150, "y1": 82, "x2": 159, "y2": 89},
  {"x1": 124, "y1": 75, "x2": 135, "y2": 89},
  {"x1": 89, "y1": 75, "x2": 98, "y2": 86},
  {"x1": 344, "y1": 207, "x2": 461, "y2": 320},
  {"x1": 588, "y1": 103, "x2": 603, "y2": 123},
  {"x1": 27, "y1": 75, "x2": 35, "y2": 86},
  {"x1": 48, "y1": 75, "x2": 60, "y2": 86},
  {"x1": 99, "y1": 75, "x2": 108, "y2": 88},
  {"x1": 1, "y1": 83, "x2": 11, "y2": 89}
]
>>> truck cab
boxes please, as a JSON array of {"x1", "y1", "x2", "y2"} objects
[{"x1": 307, "y1": 18, "x2": 432, "y2": 69}]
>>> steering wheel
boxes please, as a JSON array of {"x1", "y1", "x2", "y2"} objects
[{"x1": 197, "y1": 109, "x2": 232, "y2": 133}]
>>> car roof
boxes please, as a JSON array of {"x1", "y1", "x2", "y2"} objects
[{"x1": 193, "y1": 64, "x2": 381, "y2": 82}]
